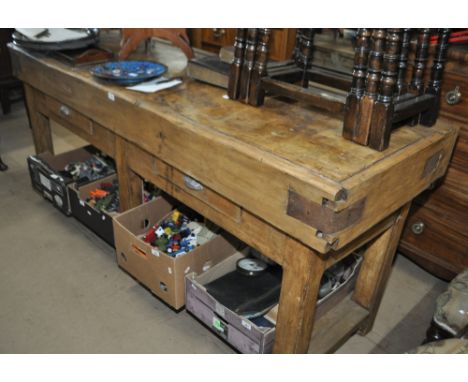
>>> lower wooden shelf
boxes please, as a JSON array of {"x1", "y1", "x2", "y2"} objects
[{"x1": 308, "y1": 295, "x2": 369, "y2": 353}]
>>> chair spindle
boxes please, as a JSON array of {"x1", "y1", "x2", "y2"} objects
[
  {"x1": 239, "y1": 28, "x2": 259, "y2": 101},
  {"x1": 408, "y1": 28, "x2": 431, "y2": 125},
  {"x1": 420, "y1": 28, "x2": 451, "y2": 126},
  {"x1": 410, "y1": 29, "x2": 432, "y2": 95},
  {"x1": 227, "y1": 28, "x2": 248, "y2": 100},
  {"x1": 293, "y1": 29, "x2": 304, "y2": 61},
  {"x1": 298, "y1": 29, "x2": 315, "y2": 88},
  {"x1": 248, "y1": 28, "x2": 272, "y2": 106},
  {"x1": 396, "y1": 28, "x2": 411, "y2": 95},
  {"x1": 342, "y1": 28, "x2": 372, "y2": 140},
  {"x1": 353, "y1": 29, "x2": 386, "y2": 145},
  {"x1": 369, "y1": 29, "x2": 402, "y2": 151}
]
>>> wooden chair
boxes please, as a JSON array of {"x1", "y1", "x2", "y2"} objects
[
  {"x1": 227, "y1": 28, "x2": 350, "y2": 113},
  {"x1": 227, "y1": 28, "x2": 451, "y2": 151},
  {"x1": 343, "y1": 28, "x2": 451, "y2": 151},
  {"x1": 119, "y1": 28, "x2": 194, "y2": 60}
]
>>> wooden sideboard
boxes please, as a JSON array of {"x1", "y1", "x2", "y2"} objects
[
  {"x1": 190, "y1": 28, "x2": 297, "y2": 61},
  {"x1": 399, "y1": 47, "x2": 468, "y2": 280}
]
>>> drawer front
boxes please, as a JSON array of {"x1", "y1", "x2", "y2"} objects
[
  {"x1": 440, "y1": 72, "x2": 468, "y2": 122},
  {"x1": 201, "y1": 28, "x2": 236, "y2": 47},
  {"x1": 126, "y1": 143, "x2": 242, "y2": 224},
  {"x1": 400, "y1": 205, "x2": 468, "y2": 277},
  {"x1": 430, "y1": 166, "x2": 468, "y2": 208},
  {"x1": 44, "y1": 96, "x2": 115, "y2": 157},
  {"x1": 168, "y1": 168, "x2": 242, "y2": 223},
  {"x1": 45, "y1": 96, "x2": 93, "y2": 135},
  {"x1": 199, "y1": 28, "x2": 294, "y2": 61}
]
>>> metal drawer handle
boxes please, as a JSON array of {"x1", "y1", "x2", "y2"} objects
[
  {"x1": 445, "y1": 86, "x2": 462, "y2": 105},
  {"x1": 184, "y1": 175, "x2": 204, "y2": 191},
  {"x1": 213, "y1": 28, "x2": 226, "y2": 39},
  {"x1": 59, "y1": 105, "x2": 71, "y2": 116},
  {"x1": 411, "y1": 221, "x2": 425, "y2": 235}
]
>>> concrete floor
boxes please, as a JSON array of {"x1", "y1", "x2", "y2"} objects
[{"x1": 0, "y1": 97, "x2": 448, "y2": 354}]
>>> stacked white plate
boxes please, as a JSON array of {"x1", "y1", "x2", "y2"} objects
[{"x1": 12, "y1": 28, "x2": 99, "y2": 51}]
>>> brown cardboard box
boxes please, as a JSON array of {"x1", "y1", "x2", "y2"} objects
[
  {"x1": 186, "y1": 251, "x2": 361, "y2": 353},
  {"x1": 113, "y1": 197, "x2": 236, "y2": 309}
]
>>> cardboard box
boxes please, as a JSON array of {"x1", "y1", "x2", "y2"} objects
[
  {"x1": 27, "y1": 145, "x2": 114, "y2": 216},
  {"x1": 69, "y1": 174, "x2": 120, "y2": 246},
  {"x1": 185, "y1": 251, "x2": 361, "y2": 353},
  {"x1": 113, "y1": 197, "x2": 237, "y2": 309},
  {"x1": 27, "y1": 146, "x2": 95, "y2": 215}
]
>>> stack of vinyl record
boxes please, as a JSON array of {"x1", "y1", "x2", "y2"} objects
[{"x1": 12, "y1": 28, "x2": 99, "y2": 51}]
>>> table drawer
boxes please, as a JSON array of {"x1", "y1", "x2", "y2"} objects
[
  {"x1": 45, "y1": 96, "x2": 93, "y2": 135},
  {"x1": 126, "y1": 144, "x2": 242, "y2": 224},
  {"x1": 400, "y1": 204, "x2": 468, "y2": 277},
  {"x1": 168, "y1": 168, "x2": 242, "y2": 223},
  {"x1": 44, "y1": 96, "x2": 116, "y2": 157}
]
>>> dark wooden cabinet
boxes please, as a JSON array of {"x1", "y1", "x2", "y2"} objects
[
  {"x1": 399, "y1": 47, "x2": 468, "y2": 280},
  {"x1": 190, "y1": 28, "x2": 297, "y2": 61},
  {"x1": 0, "y1": 28, "x2": 20, "y2": 114}
]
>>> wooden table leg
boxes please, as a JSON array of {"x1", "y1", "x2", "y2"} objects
[
  {"x1": 273, "y1": 238, "x2": 326, "y2": 353},
  {"x1": 23, "y1": 84, "x2": 53, "y2": 155},
  {"x1": 352, "y1": 202, "x2": 411, "y2": 334},
  {"x1": 115, "y1": 135, "x2": 142, "y2": 211},
  {"x1": 0, "y1": 86, "x2": 11, "y2": 115}
]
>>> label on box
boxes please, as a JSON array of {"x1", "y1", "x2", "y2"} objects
[
  {"x1": 107, "y1": 92, "x2": 116, "y2": 101},
  {"x1": 151, "y1": 248, "x2": 160, "y2": 257},
  {"x1": 39, "y1": 173, "x2": 52, "y2": 191},
  {"x1": 212, "y1": 317, "x2": 227, "y2": 335},
  {"x1": 241, "y1": 320, "x2": 252, "y2": 331},
  {"x1": 168, "y1": 267, "x2": 172, "y2": 274}
]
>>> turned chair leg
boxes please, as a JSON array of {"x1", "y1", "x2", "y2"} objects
[
  {"x1": 0, "y1": 87, "x2": 11, "y2": 115},
  {"x1": 0, "y1": 155, "x2": 7, "y2": 171}
]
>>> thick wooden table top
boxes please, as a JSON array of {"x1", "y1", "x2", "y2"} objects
[{"x1": 9, "y1": 42, "x2": 459, "y2": 254}]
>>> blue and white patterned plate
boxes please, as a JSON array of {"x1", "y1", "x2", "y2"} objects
[{"x1": 90, "y1": 60, "x2": 167, "y2": 86}]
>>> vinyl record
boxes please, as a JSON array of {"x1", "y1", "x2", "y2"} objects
[{"x1": 236, "y1": 257, "x2": 268, "y2": 277}]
